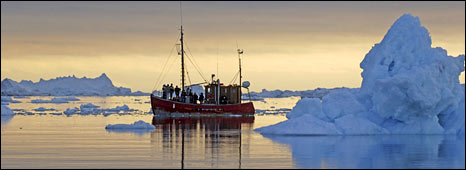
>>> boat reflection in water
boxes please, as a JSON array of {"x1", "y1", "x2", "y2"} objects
[{"x1": 150, "y1": 115, "x2": 255, "y2": 169}]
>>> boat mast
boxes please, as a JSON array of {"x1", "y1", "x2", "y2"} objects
[
  {"x1": 181, "y1": 26, "x2": 185, "y2": 91},
  {"x1": 180, "y1": 2, "x2": 185, "y2": 91}
]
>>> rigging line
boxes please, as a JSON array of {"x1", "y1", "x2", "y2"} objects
[
  {"x1": 154, "y1": 37, "x2": 180, "y2": 89},
  {"x1": 184, "y1": 42, "x2": 208, "y2": 82},
  {"x1": 229, "y1": 71, "x2": 240, "y2": 84},
  {"x1": 185, "y1": 64, "x2": 192, "y2": 86},
  {"x1": 154, "y1": 44, "x2": 175, "y2": 90},
  {"x1": 184, "y1": 51, "x2": 207, "y2": 83},
  {"x1": 152, "y1": 39, "x2": 178, "y2": 92},
  {"x1": 158, "y1": 50, "x2": 180, "y2": 89},
  {"x1": 183, "y1": 41, "x2": 209, "y2": 82}
]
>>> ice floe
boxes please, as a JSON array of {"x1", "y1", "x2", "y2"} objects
[
  {"x1": 105, "y1": 120, "x2": 155, "y2": 134},
  {"x1": 31, "y1": 97, "x2": 80, "y2": 104}
]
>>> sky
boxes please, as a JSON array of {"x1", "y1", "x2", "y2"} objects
[{"x1": 1, "y1": 1, "x2": 465, "y2": 92}]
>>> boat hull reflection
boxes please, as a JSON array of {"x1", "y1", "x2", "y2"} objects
[{"x1": 151, "y1": 115, "x2": 254, "y2": 169}]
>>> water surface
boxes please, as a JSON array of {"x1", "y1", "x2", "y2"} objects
[{"x1": 1, "y1": 96, "x2": 464, "y2": 168}]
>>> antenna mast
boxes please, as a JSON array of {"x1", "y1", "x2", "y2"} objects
[{"x1": 237, "y1": 41, "x2": 243, "y2": 102}]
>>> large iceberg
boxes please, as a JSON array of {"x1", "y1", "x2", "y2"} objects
[
  {"x1": 256, "y1": 14, "x2": 465, "y2": 135},
  {"x1": 1, "y1": 73, "x2": 147, "y2": 96}
]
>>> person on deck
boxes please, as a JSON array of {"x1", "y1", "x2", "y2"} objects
[
  {"x1": 199, "y1": 93, "x2": 204, "y2": 104},
  {"x1": 162, "y1": 84, "x2": 167, "y2": 99},
  {"x1": 189, "y1": 91, "x2": 193, "y2": 104},
  {"x1": 193, "y1": 93, "x2": 198, "y2": 104},
  {"x1": 181, "y1": 90, "x2": 186, "y2": 103},
  {"x1": 175, "y1": 85, "x2": 180, "y2": 99},
  {"x1": 169, "y1": 84, "x2": 174, "y2": 100}
]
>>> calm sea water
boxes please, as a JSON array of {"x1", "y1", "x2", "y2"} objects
[{"x1": 1, "y1": 96, "x2": 464, "y2": 169}]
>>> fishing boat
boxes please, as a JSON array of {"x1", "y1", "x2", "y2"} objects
[{"x1": 150, "y1": 5, "x2": 255, "y2": 116}]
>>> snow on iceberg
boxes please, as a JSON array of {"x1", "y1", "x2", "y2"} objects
[
  {"x1": 1, "y1": 105, "x2": 15, "y2": 116},
  {"x1": 31, "y1": 97, "x2": 80, "y2": 104},
  {"x1": 0, "y1": 73, "x2": 146, "y2": 96},
  {"x1": 256, "y1": 14, "x2": 465, "y2": 135}
]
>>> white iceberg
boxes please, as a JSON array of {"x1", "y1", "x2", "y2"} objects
[{"x1": 256, "y1": 14, "x2": 465, "y2": 135}]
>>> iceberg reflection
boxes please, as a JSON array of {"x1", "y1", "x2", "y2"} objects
[{"x1": 262, "y1": 135, "x2": 465, "y2": 169}]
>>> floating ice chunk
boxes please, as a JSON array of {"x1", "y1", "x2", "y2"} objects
[
  {"x1": 80, "y1": 103, "x2": 100, "y2": 114},
  {"x1": 62, "y1": 104, "x2": 135, "y2": 116},
  {"x1": 63, "y1": 107, "x2": 79, "y2": 115},
  {"x1": 33, "y1": 107, "x2": 56, "y2": 112},
  {"x1": 31, "y1": 97, "x2": 79, "y2": 104},
  {"x1": 1, "y1": 105, "x2": 15, "y2": 116},
  {"x1": 101, "y1": 104, "x2": 131, "y2": 113},
  {"x1": 105, "y1": 120, "x2": 155, "y2": 130},
  {"x1": 1, "y1": 96, "x2": 21, "y2": 104},
  {"x1": 13, "y1": 96, "x2": 30, "y2": 99}
]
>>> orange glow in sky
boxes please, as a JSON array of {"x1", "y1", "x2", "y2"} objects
[{"x1": 1, "y1": 1, "x2": 464, "y2": 92}]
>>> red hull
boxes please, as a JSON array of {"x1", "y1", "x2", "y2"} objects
[{"x1": 150, "y1": 94, "x2": 255, "y2": 115}]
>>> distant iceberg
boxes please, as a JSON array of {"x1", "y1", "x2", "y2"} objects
[
  {"x1": 1, "y1": 73, "x2": 148, "y2": 96},
  {"x1": 246, "y1": 87, "x2": 350, "y2": 99},
  {"x1": 256, "y1": 14, "x2": 465, "y2": 135}
]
